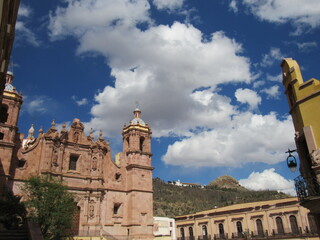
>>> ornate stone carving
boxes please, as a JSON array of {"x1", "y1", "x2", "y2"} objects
[{"x1": 311, "y1": 149, "x2": 320, "y2": 166}]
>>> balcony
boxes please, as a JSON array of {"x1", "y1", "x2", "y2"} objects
[
  {"x1": 294, "y1": 175, "x2": 320, "y2": 202},
  {"x1": 177, "y1": 228, "x2": 319, "y2": 240}
]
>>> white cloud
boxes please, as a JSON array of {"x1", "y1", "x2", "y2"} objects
[
  {"x1": 296, "y1": 41, "x2": 318, "y2": 52},
  {"x1": 23, "y1": 96, "x2": 55, "y2": 115},
  {"x1": 239, "y1": 168, "x2": 295, "y2": 196},
  {"x1": 252, "y1": 80, "x2": 265, "y2": 89},
  {"x1": 235, "y1": 0, "x2": 320, "y2": 33},
  {"x1": 261, "y1": 48, "x2": 283, "y2": 67},
  {"x1": 261, "y1": 85, "x2": 280, "y2": 99},
  {"x1": 72, "y1": 96, "x2": 88, "y2": 106},
  {"x1": 162, "y1": 112, "x2": 295, "y2": 167},
  {"x1": 152, "y1": 0, "x2": 184, "y2": 11},
  {"x1": 229, "y1": 0, "x2": 238, "y2": 13},
  {"x1": 48, "y1": 1, "x2": 295, "y2": 170},
  {"x1": 266, "y1": 73, "x2": 282, "y2": 82},
  {"x1": 16, "y1": 4, "x2": 40, "y2": 47},
  {"x1": 235, "y1": 88, "x2": 261, "y2": 110}
]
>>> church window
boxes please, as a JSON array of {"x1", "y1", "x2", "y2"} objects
[
  {"x1": 289, "y1": 215, "x2": 299, "y2": 234},
  {"x1": 18, "y1": 159, "x2": 26, "y2": 168},
  {"x1": 69, "y1": 154, "x2": 79, "y2": 170},
  {"x1": 113, "y1": 203, "x2": 121, "y2": 215},
  {"x1": 276, "y1": 217, "x2": 284, "y2": 234},
  {"x1": 140, "y1": 136, "x2": 145, "y2": 151},
  {"x1": 0, "y1": 104, "x2": 8, "y2": 123},
  {"x1": 115, "y1": 173, "x2": 121, "y2": 181}
]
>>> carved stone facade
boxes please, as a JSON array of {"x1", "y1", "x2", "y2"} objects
[{"x1": 0, "y1": 73, "x2": 154, "y2": 239}]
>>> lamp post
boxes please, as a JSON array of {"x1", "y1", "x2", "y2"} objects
[{"x1": 286, "y1": 149, "x2": 297, "y2": 173}]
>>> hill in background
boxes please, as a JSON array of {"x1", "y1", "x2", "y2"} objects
[{"x1": 153, "y1": 177, "x2": 289, "y2": 218}]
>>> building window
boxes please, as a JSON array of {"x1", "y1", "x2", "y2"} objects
[
  {"x1": 219, "y1": 223, "x2": 224, "y2": 234},
  {"x1": 113, "y1": 203, "x2": 121, "y2": 215},
  {"x1": 0, "y1": 104, "x2": 8, "y2": 123},
  {"x1": 256, "y1": 219, "x2": 264, "y2": 236},
  {"x1": 289, "y1": 215, "x2": 299, "y2": 234},
  {"x1": 236, "y1": 221, "x2": 243, "y2": 234},
  {"x1": 180, "y1": 228, "x2": 185, "y2": 240},
  {"x1": 69, "y1": 154, "x2": 79, "y2": 170},
  {"x1": 115, "y1": 173, "x2": 121, "y2": 181},
  {"x1": 276, "y1": 217, "x2": 284, "y2": 234},
  {"x1": 189, "y1": 226, "x2": 194, "y2": 237},
  {"x1": 0, "y1": 132, "x2": 4, "y2": 140},
  {"x1": 140, "y1": 136, "x2": 145, "y2": 151},
  {"x1": 202, "y1": 225, "x2": 208, "y2": 236},
  {"x1": 308, "y1": 213, "x2": 317, "y2": 233},
  {"x1": 92, "y1": 157, "x2": 97, "y2": 171}
]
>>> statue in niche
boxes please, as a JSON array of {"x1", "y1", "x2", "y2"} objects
[
  {"x1": 73, "y1": 132, "x2": 79, "y2": 143},
  {"x1": 92, "y1": 157, "x2": 97, "y2": 171},
  {"x1": 52, "y1": 150, "x2": 58, "y2": 166},
  {"x1": 89, "y1": 203, "x2": 94, "y2": 219},
  {"x1": 311, "y1": 149, "x2": 320, "y2": 166}
]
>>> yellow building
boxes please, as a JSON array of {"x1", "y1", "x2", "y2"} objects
[
  {"x1": 175, "y1": 198, "x2": 319, "y2": 240},
  {"x1": 281, "y1": 58, "x2": 320, "y2": 223}
]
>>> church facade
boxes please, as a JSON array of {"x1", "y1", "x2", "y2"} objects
[{"x1": 0, "y1": 72, "x2": 154, "y2": 239}]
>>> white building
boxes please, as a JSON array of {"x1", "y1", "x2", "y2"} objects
[{"x1": 154, "y1": 217, "x2": 176, "y2": 240}]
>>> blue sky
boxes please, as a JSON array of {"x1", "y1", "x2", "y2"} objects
[{"x1": 11, "y1": 0, "x2": 320, "y2": 195}]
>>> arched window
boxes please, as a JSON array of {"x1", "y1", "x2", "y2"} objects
[
  {"x1": 256, "y1": 219, "x2": 264, "y2": 236},
  {"x1": 236, "y1": 221, "x2": 243, "y2": 234},
  {"x1": 180, "y1": 228, "x2": 185, "y2": 240},
  {"x1": 276, "y1": 217, "x2": 284, "y2": 234},
  {"x1": 126, "y1": 137, "x2": 130, "y2": 149},
  {"x1": 0, "y1": 132, "x2": 4, "y2": 140},
  {"x1": 0, "y1": 104, "x2": 8, "y2": 123},
  {"x1": 308, "y1": 213, "x2": 317, "y2": 233},
  {"x1": 219, "y1": 223, "x2": 224, "y2": 235},
  {"x1": 189, "y1": 226, "x2": 194, "y2": 237},
  {"x1": 202, "y1": 225, "x2": 208, "y2": 240},
  {"x1": 289, "y1": 215, "x2": 299, "y2": 234},
  {"x1": 140, "y1": 136, "x2": 145, "y2": 151}
]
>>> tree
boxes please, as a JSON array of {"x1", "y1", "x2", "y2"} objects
[
  {"x1": 22, "y1": 176, "x2": 77, "y2": 240},
  {"x1": 0, "y1": 187, "x2": 26, "y2": 229}
]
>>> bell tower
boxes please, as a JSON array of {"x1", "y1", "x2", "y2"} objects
[
  {"x1": 122, "y1": 108, "x2": 154, "y2": 239},
  {"x1": 0, "y1": 72, "x2": 23, "y2": 190}
]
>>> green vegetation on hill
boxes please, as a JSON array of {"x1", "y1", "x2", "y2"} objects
[{"x1": 153, "y1": 177, "x2": 289, "y2": 218}]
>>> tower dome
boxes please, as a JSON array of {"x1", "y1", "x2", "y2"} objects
[{"x1": 131, "y1": 108, "x2": 146, "y2": 126}]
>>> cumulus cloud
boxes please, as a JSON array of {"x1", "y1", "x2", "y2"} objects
[
  {"x1": 232, "y1": 0, "x2": 320, "y2": 34},
  {"x1": 235, "y1": 88, "x2": 261, "y2": 110},
  {"x1": 239, "y1": 168, "x2": 295, "y2": 196},
  {"x1": 16, "y1": 4, "x2": 40, "y2": 46},
  {"x1": 152, "y1": 0, "x2": 184, "y2": 11},
  {"x1": 48, "y1": 0, "x2": 295, "y2": 169},
  {"x1": 261, "y1": 85, "x2": 280, "y2": 99},
  {"x1": 162, "y1": 112, "x2": 294, "y2": 167},
  {"x1": 261, "y1": 48, "x2": 283, "y2": 67}
]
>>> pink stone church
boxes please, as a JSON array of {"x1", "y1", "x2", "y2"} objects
[{"x1": 0, "y1": 72, "x2": 154, "y2": 239}]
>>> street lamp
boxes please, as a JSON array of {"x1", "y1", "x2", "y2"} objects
[{"x1": 286, "y1": 149, "x2": 297, "y2": 172}]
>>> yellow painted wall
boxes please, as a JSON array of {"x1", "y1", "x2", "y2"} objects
[{"x1": 281, "y1": 58, "x2": 320, "y2": 150}]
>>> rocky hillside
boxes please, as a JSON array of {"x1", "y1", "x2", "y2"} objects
[
  {"x1": 153, "y1": 177, "x2": 289, "y2": 218},
  {"x1": 208, "y1": 175, "x2": 248, "y2": 191}
]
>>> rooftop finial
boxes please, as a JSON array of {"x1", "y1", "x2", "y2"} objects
[
  {"x1": 99, "y1": 130, "x2": 103, "y2": 140},
  {"x1": 51, "y1": 120, "x2": 56, "y2": 129},
  {"x1": 89, "y1": 128, "x2": 94, "y2": 139},
  {"x1": 27, "y1": 124, "x2": 35, "y2": 139},
  {"x1": 61, "y1": 122, "x2": 66, "y2": 132}
]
